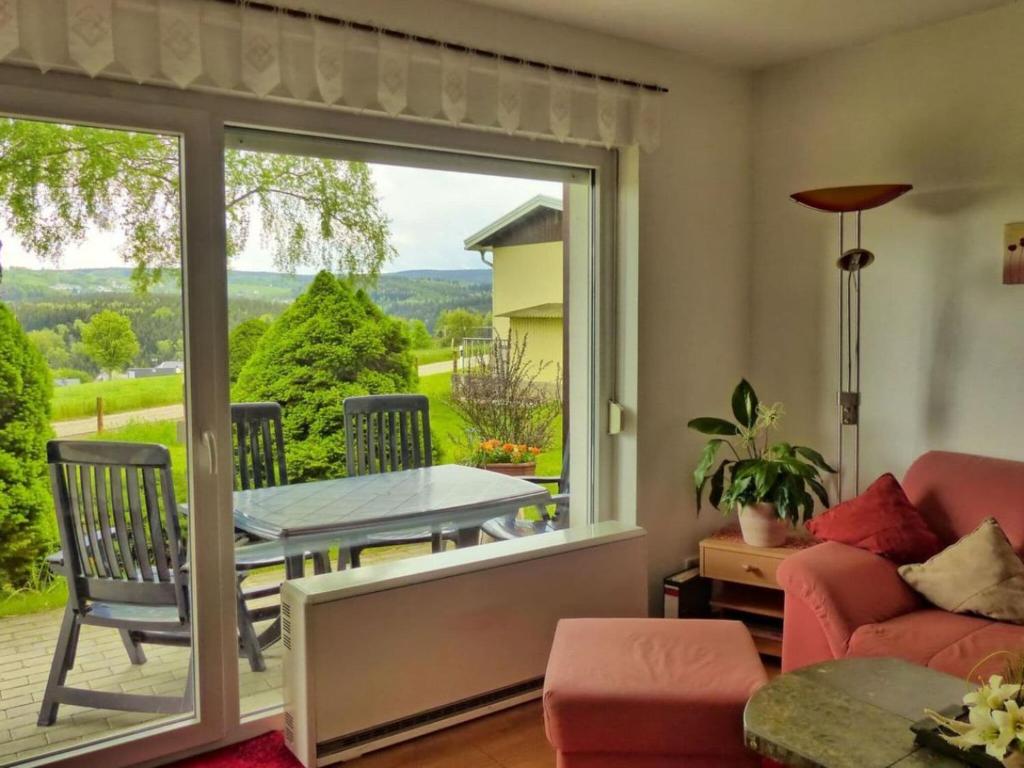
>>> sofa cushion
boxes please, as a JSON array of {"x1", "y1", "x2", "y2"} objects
[
  {"x1": 903, "y1": 451, "x2": 1024, "y2": 553},
  {"x1": 848, "y1": 609, "x2": 1024, "y2": 678},
  {"x1": 543, "y1": 619, "x2": 766, "y2": 757},
  {"x1": 806, "y1": 473, "x2": 942, "y2": 564},
  {"x1": 848, "y1": 609, "x2": 991, "y2": 667},
  {"x1": 898, "y1": 518, "x2": 1024, "y2": 624}
]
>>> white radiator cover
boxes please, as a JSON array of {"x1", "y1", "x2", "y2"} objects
[{"x1": 281, "y1": 522, "x2": 647, "y2": 766}]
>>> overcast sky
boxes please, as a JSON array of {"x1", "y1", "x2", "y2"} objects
[{"x1": 2, "y1": 163, "x2": 562, "y2": 275}]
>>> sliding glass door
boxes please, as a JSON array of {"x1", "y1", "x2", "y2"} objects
[{"x1": 0, "y1": 85, "x2": 234, "y2": 768}]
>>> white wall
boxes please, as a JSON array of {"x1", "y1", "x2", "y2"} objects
[
  {"x1": 296, "y1": 0, "x2": 756, "y2": 609},
  {"x1": 752, "y1": 3, "x2": 1024, "y2": 495}
]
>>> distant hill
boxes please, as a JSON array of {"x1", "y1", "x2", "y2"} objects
[
  {"x1": 390, "y1": 269, "x2": 492, "y2": 284},
  {"x1": 1, "y1": 266, "x2": 492, "y2": 330}
]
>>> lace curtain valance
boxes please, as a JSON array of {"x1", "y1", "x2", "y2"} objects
[{"x1": 0, "y1": 0, "x2": 665, "y2": 151}]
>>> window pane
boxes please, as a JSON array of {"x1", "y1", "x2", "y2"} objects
[
  {"x1": 0, "y1": 117, "x2": 195, "y2": 762},
  {"x1": 222, "y1": 132, "x2": 588, "y2": 718}
]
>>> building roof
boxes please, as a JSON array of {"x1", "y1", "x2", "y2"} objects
[
  {"x1": 495, "y1": 302, "x2": 564, "y2": 319},
  {"x1": 464, "y1": 194, "x2": 563, "y2": 251}
]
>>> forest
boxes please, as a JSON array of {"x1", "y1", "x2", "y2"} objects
[{"x1": 3, "y1": 266, "x2": 493, "y2": 375}]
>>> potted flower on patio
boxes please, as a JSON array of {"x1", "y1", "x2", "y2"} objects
[
  {"x1": 688, "y1": 379, "x2": 835, "y2": 547},
  {"x1": 473, "y1": 439, "x2": 542, "y2": 476},
  {"x1": 449, "y1": 331, "x2": 561, "y2": 473}
]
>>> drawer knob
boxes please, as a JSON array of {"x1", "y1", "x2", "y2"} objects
[{"x1": 742, "y1": 564, "x2": 761, "y2": 574}]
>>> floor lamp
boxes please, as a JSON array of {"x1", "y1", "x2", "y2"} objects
[{"x1": 790, "y1": 184, "x2": 912, "y2": 502}]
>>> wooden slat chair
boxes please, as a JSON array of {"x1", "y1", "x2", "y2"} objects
[
  {"x1": 230, "y1": 402, "x2": 331, "y2": 574},
  {"x1": 481, "y1": 444, "x2": 570, "y2": 540},
  {"x1": 38, "y1": 440, "x2": 266, "y2": 726},
  {"x1": 343, "y1": 394, "x2": 458, "y2": 567}
]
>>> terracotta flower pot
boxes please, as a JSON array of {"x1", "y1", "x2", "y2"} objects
[
  {"x1": 484, "y1": 462, "x2": 536, "y2": 476},
  {"x1": 738, "y1": 502, "x2": 788, "y2": 547}
]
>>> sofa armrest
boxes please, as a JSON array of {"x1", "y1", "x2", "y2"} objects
[{"x1": 777, "y1": 541, "x2": 922, "y2": 661}]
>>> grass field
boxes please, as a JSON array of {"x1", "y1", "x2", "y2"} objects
[
  {"x1": 48, "y1": 358, "x2": 456, "y2": 423},
  {"x1": 51, "y1": 375, "x2": 184, "y2": 421},
  {"x1": 59, "y1": 372, "x2": 560, "y2": 501},
  {"x1": 412, "y1": 346, "x2": 456, "y2": 366}
]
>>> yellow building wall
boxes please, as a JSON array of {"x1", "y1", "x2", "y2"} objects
[
  {"x1": 509, "y1": 317, "x2": 563, "y2": 383},
  {"x1": 492, "y1": 241, "x2": 563, "y2": 318}
]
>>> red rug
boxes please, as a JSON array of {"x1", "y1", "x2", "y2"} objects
[{"x1": 170, "y1": 732, "x2": 299, "y2": 768}]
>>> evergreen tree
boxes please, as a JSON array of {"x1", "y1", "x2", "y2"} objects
[
  {"x1": 228, "y1": 316, "x2": 271, "y2": 383},
  {"x1": 233, "y1": 272, "x2": 416, "y2": 482},
  {"x1": 0, "y1": 302, "x2": 54, "y2": 588}
]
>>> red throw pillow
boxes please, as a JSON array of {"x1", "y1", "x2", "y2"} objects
[{"x1": 806, "y1": 473, "x2": 942, "y2": 564}]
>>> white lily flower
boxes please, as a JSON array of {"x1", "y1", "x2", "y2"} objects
[
  {"x1": 997, "y1": 699, "x2": 1024, "y2": 741},
  {"x1": 968, "y1": 705, "x2": 1017, "y2": 759},
  {"x1": 927, "y1": 705, "x2": 1020, "y2": 760},
  {"x1": 964, "y1": 676, "x2": 1023, "y2": 710}
]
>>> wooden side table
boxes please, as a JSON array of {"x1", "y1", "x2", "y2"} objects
[{"x1": 699, "y1": 526, "x2": 816, "y2": 658}]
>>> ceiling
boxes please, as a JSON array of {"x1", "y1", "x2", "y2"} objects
[{"x1": 463, "y1": 0, "x2": 1015, "y2": 69}]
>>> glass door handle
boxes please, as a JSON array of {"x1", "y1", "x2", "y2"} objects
[{"x1": 202, "y1": 429, "x2": 218, "y2": 475}]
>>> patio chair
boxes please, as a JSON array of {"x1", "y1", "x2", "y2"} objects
[
  {"x1": 38, "y1": 440, "x2": 267, "y2": 726},
  {"x1": 481, "y1": 443, "x2": 570, "y2": 540},
  {"x1": 343, "y1": 394, "x2": 458, "y2": 567},
  {"x1": 230, "y1": 402, "x2": 332, "y2": 574}
]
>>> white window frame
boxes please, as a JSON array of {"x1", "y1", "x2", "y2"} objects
[{"x1": 0, "y1": 62, "x2": 635, "y2": 768}]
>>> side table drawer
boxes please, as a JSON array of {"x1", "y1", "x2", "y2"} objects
[{"x1": 701, "y1": 548, "x2": 782, "y2": 590}]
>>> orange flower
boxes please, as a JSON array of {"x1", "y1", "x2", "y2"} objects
[
  {"x1": 502, "y1": 443, "x2": 516, "y2": 452},
  {"x1": 529, "y1": 447, "x2": 541, "y2": 456}
]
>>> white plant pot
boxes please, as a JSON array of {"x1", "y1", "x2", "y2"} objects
[{"x1": 738, "y1": 503, "x2": 788, "y2": 547}]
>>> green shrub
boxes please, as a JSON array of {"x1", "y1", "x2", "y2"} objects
[
  {"x1": 51, "y1": 367, "x2": 94, "y2": 383},
  {"x1": 233, "y1": 272, "x2": 416, "y2": 482},
  {"x1": 0, "y1": 302, "x2": 55, "y2": 589}
]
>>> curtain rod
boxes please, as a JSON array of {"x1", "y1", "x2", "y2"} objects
[{"x1": 209, "y1": 0, "x2": 670, "y2": 94}]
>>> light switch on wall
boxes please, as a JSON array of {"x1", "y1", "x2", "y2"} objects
[{"x1": 1004, "y1": 222, "x2": 1024, "y2": 284}]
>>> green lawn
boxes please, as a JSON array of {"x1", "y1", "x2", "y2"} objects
[
  {"x1": 412, "y1": 346, "x2": 456, "y2": 366},
  {"x1": 0, "y1": 574, "x2": 67, "y2": 616},
  {"x1": 66, "y1": 374, "x2": 561, "y2": 499},
  {"x1": 74, "y1": 372, "x2": 561, "y2": 503},
  {"x1": 52, "y1": 374, "x2": 184, "y2": 421}
]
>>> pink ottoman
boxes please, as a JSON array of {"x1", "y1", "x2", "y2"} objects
[{"x1": 543, "y1": 619, "x2": 766, "y2": 768}]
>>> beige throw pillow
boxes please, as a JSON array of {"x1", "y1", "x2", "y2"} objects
[{"x1": 898, "y1": 517, "x2": 1024, "y2": 625}]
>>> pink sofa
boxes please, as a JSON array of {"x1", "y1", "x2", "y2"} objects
[{"x1": 778, "y1": 451, "x2": 1024, "y2": 677}]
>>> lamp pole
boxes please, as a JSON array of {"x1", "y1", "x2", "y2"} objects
[{"x1": 790, "y1": 184, "x2": 912, "y2": 503}]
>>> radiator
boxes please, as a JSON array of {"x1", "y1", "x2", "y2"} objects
[{"x1": 281, "y1": 521, "x2": 647, "y2": 766}]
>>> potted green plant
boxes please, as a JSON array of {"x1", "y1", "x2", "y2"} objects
[{"x1": 688, "y1": 379, "x2": 836, "y2": 547}]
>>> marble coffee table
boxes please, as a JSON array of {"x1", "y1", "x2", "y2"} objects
[{"x1": 744, "y1": 657, "x2": 972, "y2": 768}]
